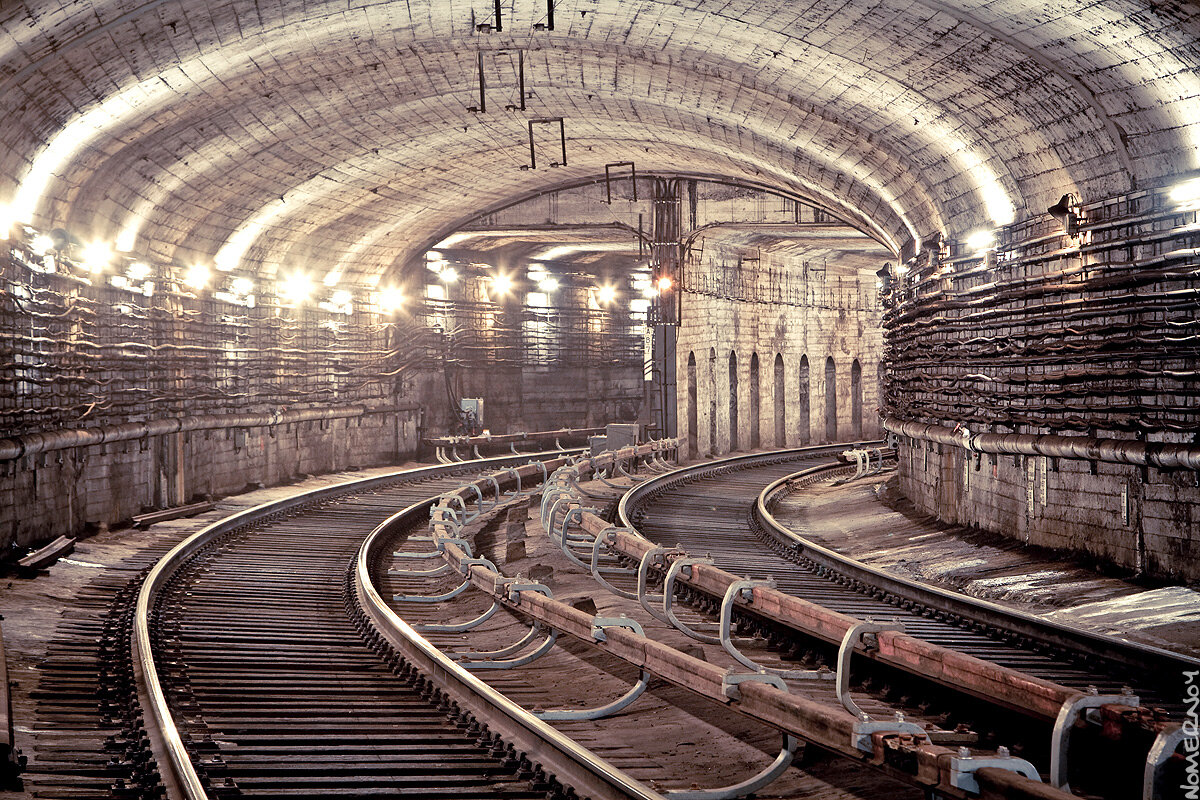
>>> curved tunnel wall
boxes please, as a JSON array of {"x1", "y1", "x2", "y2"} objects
[{"x1": 884, "y1": 185, "x2": 1200, "y2": 580}]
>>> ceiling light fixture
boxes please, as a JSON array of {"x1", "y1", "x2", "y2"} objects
[
  {"x1": 81, "y1": 242, "x2": 113, "y2": 274},
  {"x1": 184, "y1": 265, "x2": 211, "y2": 290},
  {"x1": 964, "y1": 230, "x2": 995, "y2": 254}
]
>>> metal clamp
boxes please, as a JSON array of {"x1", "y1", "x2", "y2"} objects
[
  {"x1": 434, "y1": 536, "x2": 473, "y2": 557},
  {"x1": 851, "y1": 714, "x2": 928, "y2": 754},
  {"x1": 502, "y1": 580, "x2": 554, "y2": 603},
  {"x1": 591, "y1": 615, "x2": 644, "y2": 642},
  {"x1": 721, "y1": 671, "x2": 787, "y2": 701},
  {"x1": 948, "y1": 747, "x2": 1042, "y2": 794},
  {"x1": 458, "y1": 556, "x2": 498, "y2": 574}
]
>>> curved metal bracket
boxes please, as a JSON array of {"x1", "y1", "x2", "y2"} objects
[
  {"x1": 388, "y1": 562, "x2": 453, "y2": 577},
  {"x1": 662, "y1": 733, "x2": 799, "y2": 800},
  {"x1": 481, "y1": 473, "x2": 501, "y2": 504},
  {"x1": 837, "y1": 620, "x2": 904, "y2": 721},
  {"x1": 537, "y1": 669, "x2": 651, "y2": 721},
  {"x1": 719, "y1": 579, "x2": 833, "y2": 680},
  {"x1": 590, "y1": 528, "x2": 638, "y2": 600},
  {"x1": 458, "y1": 627, "x2": 558, "y2": 670},
  {"x1": 392, "y1": 575, "x2": 472, "y2": 603},
  {"x1": 453, "y1": 621, "x2": 547, "y2": 660},
  {"x1": 663, "y1": 557, "x2": 721, "y2": 644},
  {"x1": 637, "y1": 546, "x2": 681, "y2": 623},
  {"x1": 1051, "y1": 689, "x2": 1140, "y2": 790},
  {"x1": 1144, "y1": 723, "x2": 1185, "y2": 800},
  {"x1": 414, "y1": 600, "x2": 500, "y2": 633}
]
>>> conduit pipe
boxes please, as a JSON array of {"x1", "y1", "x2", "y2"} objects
[
  {"x1": 883, "y1": 416, "x2": 1200, "y2": 470},
  {"x1": 0, "y1": 403, "x2": 420, "y2": 461}
]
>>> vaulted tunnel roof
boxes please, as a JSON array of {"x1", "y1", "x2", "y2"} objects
[{"x1": 1, "y1": 1, "x2": 1197, "y2": 286}]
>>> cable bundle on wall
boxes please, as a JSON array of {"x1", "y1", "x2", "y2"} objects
[{"x1": 882, "y1": 186, "x2": 1200, "y2": 439}]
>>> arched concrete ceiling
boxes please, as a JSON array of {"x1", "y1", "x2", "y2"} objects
[{"x1": 0, "y1": 0, "x2": 1197, "y2": 285}]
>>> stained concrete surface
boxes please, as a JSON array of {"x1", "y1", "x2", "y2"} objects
[{"x1": 771, "y1": 471, "x2": 1200, "y2": 658}]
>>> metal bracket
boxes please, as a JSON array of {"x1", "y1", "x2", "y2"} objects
[
  {"x1": 1144, "y1": 723, "x2": 1185, "y2": 800},
  {"x1": 721, "y1": 671, "x2": 787, "y2": 701},
  {"x1": 663, "y1": 557, "x2": 720, "y2": 644},
  {"x1": 392, "y1": 575, "x2": 472, "y2": 603},
  {"x1": 590, "y1": 528, "x2": 639, "y2": 600},
  {"x1": 948, "y1": 748, "x2": 1042, "y2": 794},
  {"x1": 663, "y1": 733, "x2": 799, "y2": 800},
  {"x1": 720, "y1": 579, "x2": 833, "y2": 680},
  {"x1": 851, "y1": 715, "x2": 928, "y2": 754},
  {"x1": 388, "y1": 562, "x2": 453, "y2": 577},
  {"x1": 458, "y1": 556, "x2": 498, "y2": 574},
  {"x1": 535, "y1": 669, "x2": 651, "y2": 721},
  {"x1": 637, "y1": 546, "x2": 683, "y2": 623},
  {"x1": 414, "y1": 600, "x2": 500, "y2": 633},
  {"x1": 502, "y1": 580, "x2": 554, "y2": 603},
  {"x1": 591, "y1": 615, "x2": 644, "y2": 642},
  {"x1": 837, "y1": 620, "x2": 903, "y2": 720},
  {"x1": 434, "y1": 537, "x2": 473, "y2": 557},
  {"x1": 1050, "y1": 689, "x2": 1140, "y2": 790}
]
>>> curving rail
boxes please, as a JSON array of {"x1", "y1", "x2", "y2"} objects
[
  {"x1": 132, "y1": 445, "x2": 652, "y2": 800},
  {"x1": 611, "y1": 446, "x2": 1194, "y2": 799},
  {"x1": 403, "y1": 441, "x2": 1070, "y2": 799}
]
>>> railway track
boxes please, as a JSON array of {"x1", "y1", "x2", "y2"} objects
[
  {"x1": 613, "y1": 445, "x2": 1193, "y2": 799},
  {"x1": 125, "y1": 446, "x2": 658, "y2": 800},
  {"x1": 27, "y1": 437, "x2": 1189, "y2": 800}
]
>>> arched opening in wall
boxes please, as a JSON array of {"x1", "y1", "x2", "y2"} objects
[
  {"x1": 774, "y1": 353, "x2": 785, "y2": 447},
  {"x1": 708, "y1": 348, "x2": 717, "y2": 455},
  {"x1": 825, "y1": 357, "x2": 837, "y2": 442},
  {"x1": 728, "y1": 351, "x2": 739, "y2": 451},
  {"x1": 749, "y1": 353, "x2": 761, "y2": 450},
  {"x1": 851, "y1": 359, "x2": 863, "y2": 439},
  {"x1": 687, "y1": 352, "x2": 698, "y2": 458},
  {"x1": 798, "y1": 355, "x2": 810, "y2": 445}
]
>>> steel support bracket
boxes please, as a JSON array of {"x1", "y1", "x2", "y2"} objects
[
  {"x1": 1144, "y1": 723, "x2": 1185, "y2": 800},
  {"x1": 837, "y1": 619, "x2": 904, "y2": 720},
  {"x1": 591, "y1": 615, "x2": 644, "y2": 642},
  {"x1": 434, "y1": 537, "x2": 473, "y2": 557},
  {"x1": 948, "y1": 751, "x2": 1042, "y2": 794},
  {"x1": 720, "y1": 578, "x2": 832, "y2": 680},
  {"x1": 1050, "y1": 689, "x2": 1140, "y2": 790},
  {"x1": 722, "y1": 671, "x2": 788, "y2": 701},
  {"x1": 851, "y1": 717, "x2": 928, "y2": 754},
  {"x1": 663, "y1": 557, "x2": 720, "y2": 644},
  {"x1": 502, "y1": 580, "x2": 554, "y2": 603}
]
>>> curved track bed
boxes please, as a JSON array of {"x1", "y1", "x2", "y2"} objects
[
  {"x1": 618, "y1": 446, "x2": 1194, "y2": 798},
  {"x1": 138, "y1": 454, "x2": 606, "y2": 800}
]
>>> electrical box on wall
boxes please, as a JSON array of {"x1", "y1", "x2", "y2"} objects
[{"x1": 460, "y1": 398, "x2": 484, "y2": 425}]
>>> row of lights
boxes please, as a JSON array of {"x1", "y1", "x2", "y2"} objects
[
  {"x1": 6, "y1": 225, "x2": 403, "y2": 315},
  {"x1": 426, "y1": 251, "x2": 642, "y2": 307}
]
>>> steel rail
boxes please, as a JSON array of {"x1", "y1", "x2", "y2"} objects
[
  {"x1": 756, "y1": 462, "x2": 1200, "y2": 678},
  {"x1": 356, "y1": 492, "x2": 664, "y2": 800},
  {"x1": 133, "y1": 449, "x2": 586, "y2": 800}
]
